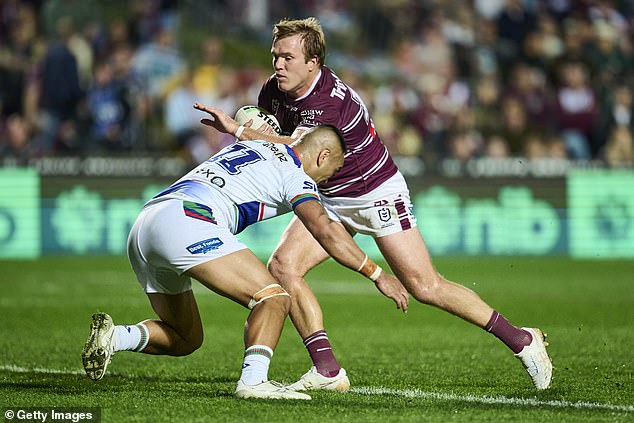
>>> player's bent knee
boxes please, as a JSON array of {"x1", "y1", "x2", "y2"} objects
[
  {"x1": 264, "y1": 291, "x2": 291, "y2": 314},
  {"x1": 407, "y1": 274, "x2": 443, "y2": 304},
  {"x1": 248, "y1": 283, "x2": 291, "y2": 312},
  {"x1": 267, "y1": 252, "x2": 303, "y2": 282},
  {"x1": 172, "y1": 331, "x2": 203, "y2": 356},
  {"x1": 189, "y1": 331, "x2": 204, "y2": 352}
]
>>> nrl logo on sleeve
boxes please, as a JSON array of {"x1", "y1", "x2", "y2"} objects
[
  {"x1": 186, "y1": 238, "x2": 224, "y2": 254},
  {"x1": 377, "y1": 207, "x2": 392, "y2": 222}
]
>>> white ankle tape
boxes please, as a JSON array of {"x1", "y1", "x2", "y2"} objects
[{"x1": 248, "y1": 284, "x2": 289, "y2": 309}]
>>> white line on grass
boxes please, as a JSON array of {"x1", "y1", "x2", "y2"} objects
[
  {"x1": 352, "y1": 386, "x2": 634, "y2": 413},
  {"x1": 2, "y1": 364, "x2": 632, "y2": 413},
  {"x1": 0, "y1": 364, "x2": 85, "y2": 376}
]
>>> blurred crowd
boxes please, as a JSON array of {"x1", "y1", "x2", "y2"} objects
[{"x1": 1, "y1": 0, "x2": 633, "y2": 170}]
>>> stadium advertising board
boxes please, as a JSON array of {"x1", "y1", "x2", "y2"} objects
[
  {"x1": 1, "y1": 169, "x2": 632, "y2": 259},
  {"x1": 0, "y1": 168, "x2": 40, "y2": 258},
  {"x1": 568, "y1": 170, "x2": 634, "y2": 258}
]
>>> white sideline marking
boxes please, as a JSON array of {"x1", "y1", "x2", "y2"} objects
[
  {"x1": 2, "y1": 364, "x2": 631, "y2": 413},
  {"x1": 0, "y1": 364, "x2": 84, "y2": 376},
  {"x1": 352, "y1": 386, "x2": 634, "y2": 413}
]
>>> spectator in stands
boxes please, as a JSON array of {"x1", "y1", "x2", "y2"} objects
[
  {"x1": 164, "y1": 68, "x2": 214, "y2": 150},
  {"x1": 553, "y1": 61, "x2": 599, "y2": 159},
  {"x1": 499, "y1": 97, "x2": 540, "y2": 155},
  {"x1": 597, "y1": 84, "x2": 633, "y2": 139},
  {"x1": 41, "y1": 0, "x2": 98, "y2": 37},
  {"x1": 59, "y1": 16, "x2": 94, "y2": 91},
  {"x1": 549, "y1": 17, "x2": 594, "y2": 85},
  {"x1": 471, "y1": 18, "x2": 504, "y2": 77},
  {"x1": 586, "y1": 21, "x2": 631, "y2": 89},
  {"x1": 0, "y1": 113, "x2": 34, "y2": 165},
  {"x1": 546, "y1": 134, "x2": 568, "y2": 159},
  {"x1": 0, "y1": 2, "x2": 40, "y2": 123},
  {"x1": 603, "y1": 125, "x2": 633, "y2": 167},
  {"x1": 447, "y1": 130, "x2": 481, "y2": 163},
  {"x1": 521, "y1": 130, "x2": 568, "y2": 160},
  {"x1": 496, "y1": 0, "x2": 537, "y2": 59},
  {"x1": 36, "y1": 17, "x2": 84, "y2": 154},
  {"x1": 521, "y1": 11, "x2": 565, "y2": 79},
  {"x1": 484, "y1": 135, "x2": 510, "y2": 158},
  {"x1": 473, "y1": 75, "x2": 503, "y2": 137},
  {"x1": 503, "y1": 62, "x2": 550, "y2": 125},
  {"x1": 86, "y1": 60, "x2": 130, "y2": 152},
  {"x1": 130, "y1": 26, "x2": 185, "y2": 102},
  {"x1": 191, "y1": 37, "x2": 224, "y2": 100},
  {"x1": 110, "y1": 44, "x2": 150, "y2": 151},
  {"x1": 588, "y1": 0, "x2": 628, "y2": 35}
]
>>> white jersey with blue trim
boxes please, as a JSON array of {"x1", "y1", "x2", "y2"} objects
[{"x1": 148, "y1": 141, "x2": 320, "y2": 234}]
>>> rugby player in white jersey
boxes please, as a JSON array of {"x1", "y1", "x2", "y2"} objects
[
  {"x1": 194, "y1": 18, "x2": 552, "y2": 391},
  {"x1": 81, "y1": 124, "x2": 409, "y2": 400}
]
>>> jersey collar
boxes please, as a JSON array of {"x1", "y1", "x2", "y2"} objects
[{"x1": 284, "y1": 145, "x2": 302, "y2": 168}]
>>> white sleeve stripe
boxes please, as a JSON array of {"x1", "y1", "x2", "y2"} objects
[
  {"x1": 343, "y1": 133, "x2": 373, "y2": 158},
  {"x1": 341, "y1": 107, "x2": 363, "y2": 133},
  {"x1": 351, "y1": 133, "x2": 374, "y2": 152}
]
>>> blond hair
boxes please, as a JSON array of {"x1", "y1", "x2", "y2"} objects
[{"x1": 273, "y1": 17, "x2": 326, "y2": 66}]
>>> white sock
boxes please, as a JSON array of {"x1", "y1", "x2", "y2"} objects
[
  {"x1": 240, "y1": 345, "x2": 273, "y2": 385},
  {"x1": 114, "y1": 323, "x2": 149, "y2": 352}
]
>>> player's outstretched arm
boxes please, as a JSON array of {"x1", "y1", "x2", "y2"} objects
[
  {"x1": 193, "y1": 102, "x2": 295, "y2": 144},
  {"x1": 294, "y1": 200, "x2": 409, "y2": 312}
]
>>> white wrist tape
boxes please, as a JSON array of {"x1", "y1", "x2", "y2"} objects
[
  {"x1": 234, "y1": 125, "x2": 245, "y2": 139},
  {"x1": 356, "y1": 254, "x2": 368, "y2": 272},
  {"x1": 369, "y1": 266, "x2": 383, "y2": 282}
]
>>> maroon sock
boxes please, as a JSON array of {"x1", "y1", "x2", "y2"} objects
[
  {"x1": 485, "y1": 311, "x2": 533, "y2": 354},
  {"x1": 303, "y1": 330, "x2": 341, "y2": 377}
]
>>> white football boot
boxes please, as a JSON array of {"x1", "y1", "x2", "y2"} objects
[
  {"x1": 82, "y1": 312, "x2": 116, "y2": 381},
  {"x1": 515, "y1": 327, "x2": 552, "y2": 390},
  {"x1": 287, "y1": 367, "x2": 350, "y2": 392},
  {"x1": 235, "y1": 380, "x2": 311, "y2": 400}
]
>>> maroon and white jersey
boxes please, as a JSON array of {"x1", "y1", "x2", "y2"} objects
[{"x1": 258, "y1": 66, "x2": 398, "y2": 198}]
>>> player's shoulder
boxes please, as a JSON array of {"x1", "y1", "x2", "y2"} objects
[
  {"x1": 314, "y1": 66, "x2": 341, "y2": 91},
  {"x1": 309, "y1": 66, "x2": 352, "y2": 105},
  {"x1": 261, "y1": 73, "x2": 280, "y2": 94},
  {"x1": 246, "y1": 141, "x2": 302, "y2": 168}
]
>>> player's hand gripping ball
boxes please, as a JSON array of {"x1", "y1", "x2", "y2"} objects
[{"x1": 234, "y1": 105, "x2": 282, "y2": 136}]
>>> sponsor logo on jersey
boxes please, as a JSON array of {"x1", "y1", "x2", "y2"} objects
[
  {"x1": 183, "y1": 201, "x2": 218, "y2": 224},
  {"x1": 194, "y1": 167, "x2": 225, "y2": 187},
  {"x1": 300, "y1": 109, "x2": 324, "y2": 118},
  {"x1": 263, "y1": 142, "x2": 288, "y2": 162},
  {"x1": 186, "y1": 237, "x2": 224, "y2": 254},
  {"x1": 303, "y1": 181, "x2": 317, "y2": 191}
]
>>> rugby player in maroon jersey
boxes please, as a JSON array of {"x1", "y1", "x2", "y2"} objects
[{"x1": 194, "y1": 17, "x2": 552, "y2": 392}]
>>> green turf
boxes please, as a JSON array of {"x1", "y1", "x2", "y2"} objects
[{"x1": 1, "y1": 256, "x2": 632, "y2": 422}]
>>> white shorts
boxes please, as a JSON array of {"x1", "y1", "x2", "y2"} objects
[
  {"x1": 127, "y1": 198, "x2": 247, "y2": 294},
  {"x1": 321, "y1": 171, "x2": 417, "y2": 238}
]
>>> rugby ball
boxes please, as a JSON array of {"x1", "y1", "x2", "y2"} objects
[{"x1": 234, "y1": 105, "x2": 282, "y2": 135}]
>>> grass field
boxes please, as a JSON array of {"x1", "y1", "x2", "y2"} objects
[{"x1": 1, "y1": 256, "x2": 632, "y2": 422}]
